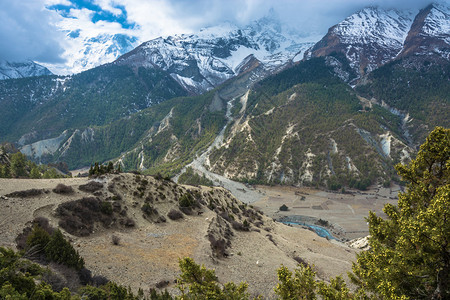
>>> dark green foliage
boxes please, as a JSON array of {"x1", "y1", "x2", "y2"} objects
[
  {"x1": 176, "y1": 257, "x2": 251, "y2": 299},
  {"x1": 178, "y1": 167, "x2": 214, "y2": 187},
  {"x1": 179, "y1": 193, "x2": 195, "y2": 208},
  {"x1": 149, "y1": 288, "x2": 174, "y2": 300},
  {"x1": 26, "y1": 225, "x2": 51, "y2": 252},
  {"x1": 89, "y1": 161, "x2": 121, "y2": 177},
  {"x1": 350, "y1": 127, "x2": 450, "y2": 299},
  {"x1": 279, "y1": 204, "x2": 289, "y2": 211},
  {"x1": 80, "y1": 281, "x2": 138, "y2": 299},
  {"x1": 100, "y1": 202, "x2": 113, "y2": 215},
  {"x1": 0, "y1": 247, "x2": 45, "y2": 297},
  {"x1": 44, "y1": 230, "x2": 84, "y2": 270},
  {"x1": 9, "y1": 152, "x2": 28, "y2": 177},
  {"x1": 356, "y1": 60, "x2": 450, "y2": 142}
]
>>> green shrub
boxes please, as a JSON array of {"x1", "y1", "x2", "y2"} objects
[
  {"x1": 179, "y1": 193, "x2": 195, "y2": 208},
  {"x1": 45, "y1": 230, "x2": 84, "y2": 270},
  {"x1": 279, "y1": 204, "x2": 289, "y2": 211},
  {"x1": 101, "y1": 201, "x2": 113, "y2": 215}
]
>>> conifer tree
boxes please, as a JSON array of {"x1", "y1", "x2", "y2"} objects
[{"x1": 350, "y1": 127, "x2": 450, "y2": 299}]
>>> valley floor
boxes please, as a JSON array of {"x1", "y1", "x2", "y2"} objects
[{"x1": 252, "y1": 184, "x2": 400, "y2": 240}]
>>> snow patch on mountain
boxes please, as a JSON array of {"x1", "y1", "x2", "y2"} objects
[
  {"x1": 116, "y1": 12, "x2": 318, "y2": 93},
  {"x1": 334, "y1": 7, "x2": 415, "y2": 46},
  {"x1": 0, "y1": 60, "x2": 53, "y2": 80},
  {"x1": 422, "y1": 3, "x2": 450, "y2": 40}
]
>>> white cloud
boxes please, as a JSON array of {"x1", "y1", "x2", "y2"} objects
[
  {"x1": 1, "y1": 0, "x2": 445, "y2": 72},
  {"x1": 0, "y1": 0, "x2": 65, "y2": 63}
]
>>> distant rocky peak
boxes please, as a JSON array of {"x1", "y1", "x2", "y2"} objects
[
  {"x1": 331, "y1": 6, "x2": 414, "y2": 44},
  {"x1": 116, "y1": 10, "x2": 314, "y2": 94},
  {"x1": 0, "y1": 60, "x2": 53, "y2": 80},
  {"x1": 248, "y1": 8, "x2": 282, "y2": 34},
  {"x1": 398, "y1": 2, "x2": 450, "y2": 61},
  {"x1": 421, "y1": 3, "x2": 450, "y2": 38}
]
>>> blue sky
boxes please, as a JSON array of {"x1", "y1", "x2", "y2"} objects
[
  {"x1": 0, "y1": 0, "x2": 445, "y2": 70},
  {"x1": 47, "y1": 0, "x2": 136, "y2": 29}
]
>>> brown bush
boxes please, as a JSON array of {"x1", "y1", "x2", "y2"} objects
[
  {"x1": 155, "y1": 280, "x2": 170, "y2": 289},
  {"x1": 231, "y1": 221, "x2": 249, "y2": 231},
  {"x1": 167, "y1": 209, "x2": 183, "y2": 220},
  {"x1": 293, "y1": 256, "x2": 309, "y2": 268},
  {"x1": 53, "y1": 184, "x2": 74, "y2": 194},
  {"x1": 111, "y1": 235, "x2": 120, "y2": 245},
  {"x1": 78, "y1": 181, "x2": 103, "y2": 193},
  {"x1": 6, "y1": 189, "x2": 44, "y2": 198},
  {"x1": 57, "y1": 197, "x2": 128, "y2": 236},
  {"x1": 208, "y1": 234, "x2": 228, "y2": 258}
]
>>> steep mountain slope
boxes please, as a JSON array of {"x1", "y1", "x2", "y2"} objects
[
  {"x1": 19, "y1": 61, "x2": 264, "y2": 170},
  {"x1": 307, "y1": 7, "x2": 414, "y2": 81},
  {"x1": 398, "y1": 3, "x2": 450, "y2": 60},
  {"x1": 116, "y1": 11, "x2": 314, "y2": 94},
  {"x1": 0, "y1": 64, "x2": 187, "y2": 145},
  {"x1": 0, "y1": 60, "x2": 53, "y2": 80},
  {"x1": 0, "y1": 12, "x2": 314, "y2": 150},
  {"x1": 0, "y1": 3, "x2": 448, "y2": 191},
  {"x1": 205, "y1": 57, "x2": 413, "y2": 189},
  {"x1": 355, "y1": 58, "x2": 450, "y2": 145}
]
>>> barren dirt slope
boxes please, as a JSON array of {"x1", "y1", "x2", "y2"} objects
[{"x1": 0, "y1": 174, "x2": 357, "y2": 298}]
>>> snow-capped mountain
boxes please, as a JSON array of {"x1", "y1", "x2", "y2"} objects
[
  {"x1": 307, "y1": 3, "x2": 450, "y2": 81},
  {"x1": 399, "y1": 3, "x2": 450, "y2": 60},
  {"x1": 307, "y1": 6, "x2": 415, "y2": 79},
  {"x1": 0, "y1": 60, "x2": 53, "y2": 80},
  {"x1": 47, "y1": 32, "x2": 139, "y2": 75},
  {"x1": 115, "y1": 11, "x2": 316, "y2": 93}
]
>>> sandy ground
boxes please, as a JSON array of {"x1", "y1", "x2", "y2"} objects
[{"x1": 0, "y1": 175, "x2": 359, "y2": 298}]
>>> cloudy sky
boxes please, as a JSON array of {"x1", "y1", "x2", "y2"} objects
[{"x1": 0, "y1": 0, "x2": 445, "y2": 74}]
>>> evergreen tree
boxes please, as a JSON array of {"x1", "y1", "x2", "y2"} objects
[
  {"x1": 30, "y1": 166, "x2": 41, "y2": 179},
  {"x1": 176, "y1": 257, "x2": 251, "y2": 299},
  {"x1": 10, "y1": 152, "x2": 27, "y2": 177},
  {"x1": 45, "y1": 229, "x2": 85, "y2": 270},
  {"x1": 0, "y1": 164, "x2": 11, "y2": 178},
  {"x1": 350, "y1": 126, "x2": 450, "y2": 299}
]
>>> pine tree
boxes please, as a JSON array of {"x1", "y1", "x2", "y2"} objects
[
  {"x1": 45, "y1": 229, "x2": 84, "y2": 270},
  {"x1": 10, "y1": 152, "x2": 27, "y2": 177},
  {"x1": 30, "y1": 167, "x2": 41, "y2": 179},
  {"x1": 350, "y1": 126, "x2": 450, "y2": 299}
]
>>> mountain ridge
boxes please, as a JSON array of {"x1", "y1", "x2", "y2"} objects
[{"x1": 0, "y1": 60, "x2": 53, "y2": 80}]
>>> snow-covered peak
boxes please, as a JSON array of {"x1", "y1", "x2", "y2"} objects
[
  {"x1": 197, "y1": 22, "x2": 241, "y2": 39},
  {"x1": 0, "y1": 60, "x2": 53, "y2": 80},
  {"x1": 332, "y1": 6, "x2": 415, "y2": 46},
  {"x1": 308, "y1": 6, "x2": 420, "y2": 80},
  {"x1": 117, "y1": 13, "x2": 318, "y2": 94},
  {"x1": 422, "y1": 3, "x2": 450, "y2": 40}
]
